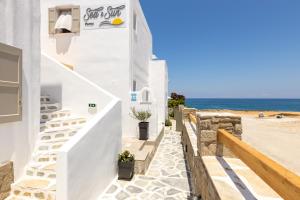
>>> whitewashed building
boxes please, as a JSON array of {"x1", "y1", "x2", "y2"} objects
[
  {"x1": 0, "y1": 0, "x2": 168, "y2": 200},
  {"x1": 41, "y1": 0, "x2": 169, "y2": 139},
  {"x1": 0, "y1": 0, "x2": 41, "y2": 183}
]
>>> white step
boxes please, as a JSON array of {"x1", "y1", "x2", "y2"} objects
[
  {"x1": 10, "y1": 178, "x2": 55, "y2": 199},
  {"x1": 33, "y1": 151, "x2": 58, "y2": 163},
  {"x1": 25, "y1": 162, "x2": 56, "y2": 179},
  {"x1": 40, "y1": 103, "x2": 61, "y2": 113},
  {"x1": 40, "y1": 96, "x2": 51, "y2": 104},
  {"x1": 40, "y1": 109, "x2": 71, "y2": 123},
  {"x1": 38, "y1": 127, "x2": 81, "y2": 142},
  {"x1": 45, "y1": 117, "x2": 86, "y2": 129},
  {"x1": 35, "y1": 140, "x2": 68, "y2": 152},
  {"x1": 14, "y1": 96, "x2": 89, "y2": 200}
]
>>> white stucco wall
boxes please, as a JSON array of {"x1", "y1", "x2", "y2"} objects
[
  {"x1": 57, "y1": 100, "x2": 121, "y2": 200},
  {"x1": 41, "y1": 53, "x2": 113, "y2": 118},
  {"x1": 41, "y1": 54, "x2": 122, "y2": 200},
  {"x1": 150, "y1": 60, "x2": 169, "y2": 126},
  {"x1": 41, "y1": 0, "x2": 154, "y2": 138},
  {"x1": 130, "y1": 89, "x2": 159, "y2": 140},
  {"x1": 0, "y1": 0, "x2": 40, "y2": 179},
  {"x1": 130, "y1": 0, "x2": 152, "y2": 90},
  {"x1": 126, "y1": 0, "x2": 155, "y2": 137}
]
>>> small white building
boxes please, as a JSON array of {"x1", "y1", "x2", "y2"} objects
[
  {"x1": 41, "y1": 0, "x2": 169, "y2": 139},
  {"x1": 0, "y1": 0, "x2": 168, "y2": 200}
]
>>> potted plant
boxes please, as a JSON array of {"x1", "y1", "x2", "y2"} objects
[
  {"x1": 118, "y1": 150, "x2": 135, "y2": 180},
  {"x1": 131, "y1": 108, "x2": 152, "y2": 140}
]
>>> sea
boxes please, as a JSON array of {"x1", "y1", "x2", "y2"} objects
[{"x1": 185, "y1": 99, "x2": 300, "y2": 112}]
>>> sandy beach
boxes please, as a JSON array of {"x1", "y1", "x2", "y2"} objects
[{"x1": 198, "y1": 109, "x2": 300, "y2": 176}]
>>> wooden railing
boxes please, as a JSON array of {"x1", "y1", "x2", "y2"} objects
[{"x1": 217, "y1": 129, "x2": 300, "y2": 200}]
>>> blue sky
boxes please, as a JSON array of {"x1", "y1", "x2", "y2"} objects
[{"x1": 140, "y1": 0, "x2": 300, "y2": 98}]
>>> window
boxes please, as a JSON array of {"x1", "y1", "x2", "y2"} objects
[
  {"x1": 145, "y1": 91, "x2": 149, "y2": 102},
  {"x1": 132, "y1": 80, "x2": 137, "y2": 91},
  {"x1": 0, "y1": 42, "x2": 22, "y2": 123},
  {"x1": 133, "y1": 13, "x2": 137, "y2": 33},
  {"x1": 49, "y1": 5, "x2": 80, "y2": 34},
  {"x1": 142, "y1": 90, "x2": 150, "y2": 103},
  {"x1": 55, "y1": 9, "x2": 72, "y2": 33}
]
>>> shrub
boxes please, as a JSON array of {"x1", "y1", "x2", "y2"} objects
[
  {"x1": 165, "y1": 119, "x2": 172, "y2": 127},
  {"x1": 168, "y1": 92, "x2": 185, "y2": 109},
  {"x1": 171, "y1": 93, "x2": 185, "y2": 101},
  {"x1": 168, "y1": 99, "x2": 185, "y2": 108},
  {"x1": 169, "y1": 110, "x2": 174, "y2": 118},
  {"x1": 118, "y1": 150, "x2": 134, "y2": 163},
  {"x1": 131, "y1": 107, "x2": 152, "y2": 122}
]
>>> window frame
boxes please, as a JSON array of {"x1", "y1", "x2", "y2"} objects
[
  {"x1": 133, "y1": 12, "x2": 138, "y2": 34},
  {"x1": 132, "y1": 80, "x2": 137, "y2": 92},
  {"x1": 0, "y1": 42, "x2": 22, "y2": 124},
  {"x1": 49, "y1": 5, "x2": 80, "y2": 35}
]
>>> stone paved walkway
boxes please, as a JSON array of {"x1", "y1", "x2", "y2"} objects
[{"x1": 101, "y1": 129, "x2": 193, "y2": 200}]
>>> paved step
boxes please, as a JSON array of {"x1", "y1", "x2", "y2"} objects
[
  {"x1": 35, "y1": 140, "x2": 68, "y2": 152},
  {"x1": 33, "y1": 151, "x2": 58, "y2": 163},
  {"x1": 40, "y1": 109, "x2": 71, "y2": 123},
  {"x1": 6, "y1": 196, "x2": 36, "y2": 200},
  {"x1": 11, "y1": 178, "x2": 55, "y2": 199},
  {"x1": 25, "y1": 162, "x2": 56, "y2": 179},
  {"x1": 40, "y1": 96, "x2": 51, "y2": 104},
  {"x1": 38, "y1": 127, "x2": 81, "y2": 142},
  {"x1": 45, "y1": 117, "x2": 86, "y2": 129},
  {"x1": 40, "y1": 103, "x2": 61, "y2": 113},
  {"x1": 7, "y1": 95, "x2": 88, "y2": 200}
]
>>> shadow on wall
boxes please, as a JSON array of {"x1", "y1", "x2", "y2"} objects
[
  {"x1": 217, "y1": 157, "x2": 257, "y2": 200},
  {"x1": 54, "y1": 34, "x2": 73, "y2": 54},
  {"x1": 41, "y1": 84, "x2": 62, "y2": 104}
]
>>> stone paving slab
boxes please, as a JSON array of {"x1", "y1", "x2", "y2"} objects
[{"x1": 101, "y1": 129, "x2": 193, "y2": 200}]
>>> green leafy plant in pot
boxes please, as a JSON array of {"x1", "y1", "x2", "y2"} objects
[
  {"x1": 131, "y1": 107, "x2": 152, "y2": 140},
  {"x1": 118, "y1": 150, "x2": 135, "y2": 180}
]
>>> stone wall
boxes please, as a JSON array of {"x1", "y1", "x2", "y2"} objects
[
  {"x1": 180, "y1": 110, "x2": 244, "y2": 199},
  {"x1": 174, "y1": 106, "x2": 184, "y2": 132},
  {"x1": 182, "y1": 120, "x2": 222, "y2": 199},
  {"x1": 175, "y1": 106, "x2": 197, "y2": 133},
  {"x1": 197, "y1": 113, "x2": 242, "y2": 157},
  {"x1": 182, "y1": 108, "x2": 197, "y2": 119},
  {"x1": 193, "y1": 157, "x2": 221, "y2": 200},
  {"x1": 181, "y1": 122, "x2": 198, "y2": 196},
  {"x1": 0, "y1": 161, "x2": 14, "y2": 200}
]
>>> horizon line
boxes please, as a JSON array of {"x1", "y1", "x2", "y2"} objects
[{"x1": 185, "y1": 97, "x2": 300, "y2": 99}]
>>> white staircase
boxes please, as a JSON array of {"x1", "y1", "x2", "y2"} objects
[{"x1": 6, "y1": 95, "x2": 87, "y2": 200}]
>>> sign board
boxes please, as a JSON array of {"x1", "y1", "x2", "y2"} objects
[
  {"x1": 82, "y1": 4, "x2": 126, "y2": 30},
  {"x1": 131, "y1": 93, "x2": 137, "y2": 102},
  {"x1": 89, "y1": 103, "x2": 96, "y2": 108},
  {"x1": 88, "y1": 103, "x2": 97, "y2": 114}
]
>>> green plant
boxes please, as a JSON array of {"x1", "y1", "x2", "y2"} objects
[
  {"x1": 165, "y1": 119, "x2": 172, "y2": 127},
  {"x1": 168, "y1": 99, "x2": 184, "y2": 108},
  {"x1": 171, "y1": 93, "x2": 185, "y2": 101},
  {"x1": 118, "y1": 150, "x2": 134, "y2": 163},
  {"x1": 168, "y1": 92, "x2": 185, "y2": 108},
  {"x1": 169, "y1": 110, "x2": 174, "y2": 118},
  {"x1": 131, "y1": 107, "x2": 152, "y2": 122}
]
